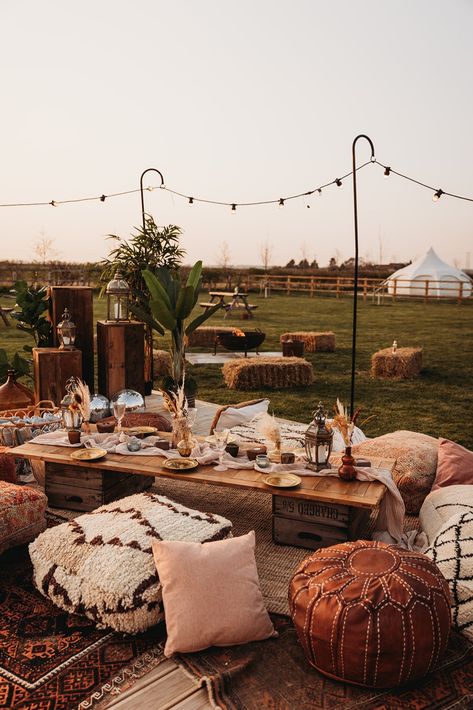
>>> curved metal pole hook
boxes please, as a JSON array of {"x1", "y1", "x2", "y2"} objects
[
  {"x1": 140, "y1": 168, "x2": 165, "y2": 233},
  {"x1": 350, "y1": 134, "x2": 375, "y2": 419}
]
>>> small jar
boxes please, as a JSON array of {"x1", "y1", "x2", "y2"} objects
[
  {"x1": 225, "y1": 442, "x2": 239, "y2": 457},
  {"x1": 256, "y1": 454, "x2": 270, "y2": 468},
  {"x1": 177, "y1": 440, "x2": 193, "y2": 457},
  {"x1": 247, "y1": 445, "x2": 267, "y2": 461},
  {"x1": 127, "y1": 438, "x2": 141, "y2": 452},
  {"x1": 281, "y1": 452, "x2": 295, "y2": 464}
]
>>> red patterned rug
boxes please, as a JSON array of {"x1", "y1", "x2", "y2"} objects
[
  {"x1": 0, "y1": 541, "x2": 165, "y2": 710},
  {"x1": 178, "y1": 615, "x2": 473, "y2": 710}
]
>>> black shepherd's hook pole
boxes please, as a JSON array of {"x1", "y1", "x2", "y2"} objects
[
  {"x1": 351, "y1": 134, "x2": 375, "y2": 419},
  {"x1": 140, "y1": 168, "x2": 164, "y2": 233}
]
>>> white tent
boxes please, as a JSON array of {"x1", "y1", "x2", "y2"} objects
[{"x1": 386, "y1": 247, "x2": 472, "y2": 299}]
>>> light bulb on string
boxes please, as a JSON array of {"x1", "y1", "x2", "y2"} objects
[
  {"x1": 100, "y1": 195, "x2": 106, "y2": 202},
  {"x1": 231, "y1": 203, "x2": 237, "y2": 213},
  {"x1": 50, "y1": 200, "x2": 57, "y2": 207},
  {"x1": 384, "y1": 167, "x2": 391, "y2": 177},
  {"x1": 188, "y1": 197, "x2": 194, "y2": 204},
  {"x1": 335, "y1": 178, "x2": 342, "y2": 188},
  {"x1": 147, "y1": 186, "x2": 154, "y2": 192},
  {"x1": 432, "y1": 189, "x2": 443, "y2": 202},
  {"x1": 318, "y1": 188, "x2": 322, "y2": 195},
  {"x1": 278, "y1": 198, "x2": 285, "y2": 209}
]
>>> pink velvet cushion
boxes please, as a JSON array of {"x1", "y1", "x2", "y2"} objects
[
  {"x1": 432, "y1": 438, "x2": 473, "y2": 491},
  {"x1": 152, "y1": 531, "x2": 277, "y2": 656}
]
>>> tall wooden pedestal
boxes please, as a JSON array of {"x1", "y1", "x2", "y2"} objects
[
  {"x1": 33, "y1": 348, "x2": 83, "y2": 405},
  {"x1": 97, "y1": 320, "x2": 145, "y2": 400},
  {"x1": 50, "y1": 286, "x2": 94, "y2": 390}
]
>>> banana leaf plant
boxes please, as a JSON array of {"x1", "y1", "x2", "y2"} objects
[{"x1": 130, "y1": 261, "x2": 220, "y2": 390}]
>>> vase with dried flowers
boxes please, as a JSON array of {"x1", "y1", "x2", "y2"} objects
[
  {"x1": 63, "y1": 378, "x2": 91, "y2": 434},
  {"x1": 161, "y1": 379, "x2": 194, "y2": 450},
  {"x1": 255, "y1": 413, "x2": 281, "y2": 463},
  {"x1": 330, "y1": 399, "x2": 362, "y2": 481}
]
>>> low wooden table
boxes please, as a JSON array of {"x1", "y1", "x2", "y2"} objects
[{"x1": 13, "y1": 440, "x2": 394, "y2": 550}]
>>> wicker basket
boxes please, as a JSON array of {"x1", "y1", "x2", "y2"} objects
[{"x1": 0, "y1": 400, "x2": 62, "y2": 447}]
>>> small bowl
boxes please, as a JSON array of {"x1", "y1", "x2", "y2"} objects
[
  {"x1": 96, "y1": 421, "x2": 116, "y2": 434},
  {"x1": 247, "y1": 445, "x2": 267, "y2": 461},
  {"x1": 225, "y1": 442, "x2": 239, "y2": 457}
]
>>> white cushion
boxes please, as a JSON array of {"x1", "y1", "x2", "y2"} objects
[
  {"x1": 216, "y1": 399, "x2": 270, "y2": 431},
  {"x1": 425, "y1": 510, "x2": 473, "y2": 641},
  {"x1": 419, "y1": 485, "x2": 473, "y2": 545}
]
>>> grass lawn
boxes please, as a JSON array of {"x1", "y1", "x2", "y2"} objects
[{"x1": 1, "y1": 293, "x2": 472, "y2": 448}]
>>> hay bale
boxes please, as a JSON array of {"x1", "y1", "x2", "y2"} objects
[
  {"x1": 371, "y1": 347, "x2": 423, "y2": 380},
  {"x1": 222, "y1": 357, "x2": 314, "y2": 390},
  {"x1": 188, "y1": 326, "x2": 235, "y2": 348},
  {"x1": 280, "y1": 331, "x2": 335, "y2": 352},
  {"x1": 153, "y1": 349, "x2": 172, "y2": 377}
]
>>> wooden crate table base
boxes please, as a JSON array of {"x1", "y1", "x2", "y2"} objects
[{"x1": 45, "y1": 462, "x2": 152, "y2": 512}]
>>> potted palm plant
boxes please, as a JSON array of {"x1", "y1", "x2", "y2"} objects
[{"x1": 130, "y1": 261, "x2": 220, "y2": 406}]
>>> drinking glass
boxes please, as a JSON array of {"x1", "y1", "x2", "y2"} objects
[{"x1": 113, "y1": 402, "x2": 126, "y2": 431}]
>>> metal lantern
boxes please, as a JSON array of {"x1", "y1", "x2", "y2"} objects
[
  {"x1": 106, "y1": 271, "x2": 130, "y2": 322},
  {"x1": 57, "y1": 308, "x2": 77, "y2": 349},
  {"x1": 305, "y1": 402, "x2": 333, "y2": 471}
]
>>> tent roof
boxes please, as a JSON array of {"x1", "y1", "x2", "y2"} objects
[{"x1": 388, "y1": 247, "x2": 471, "y2": 282}]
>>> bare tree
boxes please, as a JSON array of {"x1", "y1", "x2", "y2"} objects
[
  {"x1": 217, "y1": 241, "x2": 232, "y2": 270},
  {"x1": 33, "y1": 234, "x2": 58, "y2": 263},
  {"x1": 259, "y1": 241, "x2": 273, "y2": 271}
]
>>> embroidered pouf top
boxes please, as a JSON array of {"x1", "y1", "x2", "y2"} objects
[{"x1": 289, "y1": 540, "x2": 451, "y2": 688}]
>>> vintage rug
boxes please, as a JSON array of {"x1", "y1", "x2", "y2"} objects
[
  {"x1": 179, "y1": 615, "x2": 473, "y2": 710},
  {"x1": 0, "y1": 523, "x2": 166, "y2": 710}
]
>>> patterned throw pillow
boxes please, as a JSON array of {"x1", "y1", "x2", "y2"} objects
[
  {"x1": 352, "y1": 430, "x2": 439, "y2": 515},
  {"x1": 426, "y1": 511, "x2": 473, "y2": 641}
]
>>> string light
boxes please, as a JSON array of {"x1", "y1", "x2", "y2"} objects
[{"x1": 1, "y1": 157, "x2": 473, "y2": 210}]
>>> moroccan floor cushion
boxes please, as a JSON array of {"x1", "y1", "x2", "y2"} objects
[
  {"x1": 419, "y1": 484, "x2": 473, "y2": 545},
  {"x1": 29, "y1": 491, "x2": 233, "y2": 634},
  {"x1": 351, "y1": 430, "x2": 439, "y2": 515},
  {"x1": 289, "y1": 540, "x2": 451, "y2": 688},
  {"x1": 0, "y1": 481, "x2": 47, "y2": 554}
]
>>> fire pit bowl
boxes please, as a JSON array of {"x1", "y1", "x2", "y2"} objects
[{"x1": 215, "y1": 329, "x2": 266, "y2": 357}]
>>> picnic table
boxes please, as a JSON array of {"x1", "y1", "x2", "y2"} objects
[{"x1": 200, "y1": 291, "x2": 258, "y2": 319}]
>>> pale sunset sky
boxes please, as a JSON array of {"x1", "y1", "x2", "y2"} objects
[{"x1": 1, "y1": 0, "x2": 472, "y2": 268}]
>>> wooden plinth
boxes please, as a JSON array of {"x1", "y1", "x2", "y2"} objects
[
  {"x1": 33, "y1": 347, "x2": 83, "y2": 405},
  {"x1": 50, "y1": 286, "x2": 94, "y2": 389},
  {"x1": 97, "y1": 320, "x2": 145, "y2": 400}
]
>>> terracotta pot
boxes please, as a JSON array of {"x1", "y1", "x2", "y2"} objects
[
  {"x1": 338, "y1": 446, "x2": 357, "y2": 481},
  {"x1": 0, "y1": 370, "x2": 35, "y2": 410}
]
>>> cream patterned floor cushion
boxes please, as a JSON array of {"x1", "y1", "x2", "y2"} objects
[
  {"x1": 29, "y1": 492, "x2": 233, "y2": 634},
  {"x1": 426, "y1": 511, "x2": 473, "y2": 641},
  {"x1": 420, "y1": 485, "x2": 473, "y2": 545},
  {"x1": 352, "y1": 430, "x2": 439, "y2": 515}
]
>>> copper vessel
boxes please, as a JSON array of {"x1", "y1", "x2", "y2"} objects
[
  {"x1": 0, "y1": 370, "x2": 35, "y2": 410},
  {"x1": 338, "y1": 446, "x2": 357, "y2": 481}
]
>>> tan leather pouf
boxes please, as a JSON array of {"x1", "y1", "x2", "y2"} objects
[{"x1": 289, "y1": 540, "x2": 451, "y2": 688}]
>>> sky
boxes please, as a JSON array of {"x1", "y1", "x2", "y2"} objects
[{"x1": 1, "y1": 0, "x2": 472, "y2": 269}]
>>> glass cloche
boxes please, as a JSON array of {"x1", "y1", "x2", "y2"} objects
[
  {"x1": 110, "y1": 389, "x2": 145, "y2": 414},
  {"x1": 89, "y1": 393, "x2": 111, "y2": 422}
]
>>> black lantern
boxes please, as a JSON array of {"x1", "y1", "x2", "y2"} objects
[
  {"x1": 57, "y1": 308, "x2": 77, "y2": 349},
  {"x1": 305, "y1": 402, "x2": 333, "y2": 471},
  {"x1": 106, "y1": 271, "x2": 130, "y2": 322}
]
